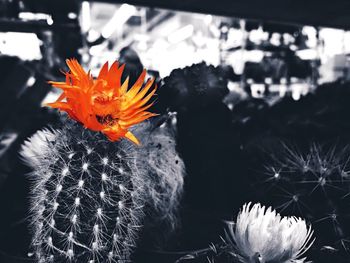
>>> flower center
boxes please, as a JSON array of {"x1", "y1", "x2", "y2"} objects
[
  {"x1": 94, "y1": 92, "x2": 114, "y2": 104},
  {"x1": 96, "y1": 114, "x2": 118, "y2": 126}
]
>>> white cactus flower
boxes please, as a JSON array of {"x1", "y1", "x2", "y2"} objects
[{"x1": 229, "y1": 202, "x2": 314, "y2": 263}]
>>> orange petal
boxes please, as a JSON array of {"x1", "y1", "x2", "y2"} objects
[
  {"x1": 45, "y1": 101, "x2": 71, "y2": 110},
  {"x1": 98, "y1": 61, "x2": 109, "y2": 79},
  {"x1": 106, "y1": 61, "x2": 120, "y2": 90},
  {"x1": 102, "y1": 126, "x2": 127, "y2": 141},
  {"x1": 132, "y1": 78, "x2": 155, "y2": 102},
  {"x1": 125, "y1": 70, "x2": 146, "y2": 99},
  {"x1": 119, "y1": 102, "x2": 154, "y2": 120},
  {"x1": 122, "y1": 86, "x2": 157, "y2": 112},
  {"x1": 119, "y1": 112, "x2": 157, "y2": 127},
  {"x1": 124, "y1": 131, "x2": 140, "y2": 145},
  {"x1": 66, "y1": 59, "x2": 86, "y2": 78},
  {"x1": 55, "y1": 92, "x2": 66, "y2": 102},
  {"x1": 119, "y1": 76, "x2": 129, "y2": 95}
]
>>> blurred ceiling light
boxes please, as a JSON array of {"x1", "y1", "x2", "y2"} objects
[
  {"x1": 87, "y1": 29, "x2": 100, "y2": 42},
  {"x1": 345, "y1": 32, "x2": 350, "y2": 53},
  {"x1": 0, "y1": 32, "x2": 42, "y2": 60},
  {"x1": 227, "y1": 82, "x2": 240, "y2": 92},
  {"x1": 319, "y1": 28, "x2": 345, "y2": 57},
  {"x1": 156, "y1": 19, "x2": 181, "y2": 37},
  {"x1": 47, "y1": 16, "x2": 54, "y2": 25},
  {"x1": 302, "y1": 26, "x2": 317, "y2": 36},
  {"x1": 168, "y1": 25, "x2": 194, "y2": 44},
  {"x1": 283, "y1": 33, "x2": 294, "y2": 45},
  {"x1": 302, "y1": 26, "x2": 317, "y2": 48},
  {"x1": 89, "y1": 42, "x2": 107, "y2": 56},
  {"x1": 204, "y1": 15, "x2": 212, "y2": 24},
  {"x1": 290, "y1": 44, "x2": 298, "y2": 51},
  {"x1": 192, "y1": 31, "x2": 206, "y2": 47},
  {"x1": 296, "y1": 49, "x2": 318, "y2": 60},
  {"x1": 251, "y1": 84, "x2": 265, "y2": 98},
  {"x1": 137, "y1": 40, "x2": 148, "y2": 51},
  {"x1": 270, "y1": 32, "x2": 281, "y2": 46},
  {"x1": 19, "y1": 12, "x2": 50, "y2": 21},
  {"x1": 249, "y1": 26, "x2": 267, "y2": 44},
  {"x1": 221, "y1": 25, "x2": 229, "y2": 33},
  {"x1": 244, "y1": 50, "x2": 264, "y2": 62},
  {"x1": 134, "y1": 33, "x2": 150, "y2": 42},
  {"x1": 279, "y1": 84, "x2": 287, "y2": 97},
  {"x1": 227, "y1": 28, "x2": 244, "y2": 46},
  {"x1": 265, "y1": 77, "x2": 272, "y2": 85},
  {"x1": 81, "y1": 1, "x2": 91, "y2": 33},
  {"x1": 291, "y1": 83, "x2": 308, "y2": 101},
  {"x1": 292, "y1": 92, "x2": 301, "y2": 101},
  {"x1": 101, "y1": 4, "x2": 137, "y2": 39},
  {"x1": 18, "y1": 12, "x2": 53, "y2": 25},
  {"x1": 210, "y1": 24, "x2": 221, "y2": 38},
  {"x1": 82, "y1": 53, "x2": 90, "y2": 64},
  {"x1": 153, "y1": 39, "x2": 170, "y2": 50},
  {"x1": 68, "y1": 12, "x2": 78, "y2": 20},
  {"x1": 26, "y1": 76, "x2": 36, "y2": 87}
]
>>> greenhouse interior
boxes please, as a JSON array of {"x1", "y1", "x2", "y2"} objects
[{"x1": 1, "y1": 0, "x2": 350, "y2": 262}]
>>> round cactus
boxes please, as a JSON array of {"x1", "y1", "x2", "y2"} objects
[
  {"x1": 21, "y1": 120, "x2": 146, "y2": 262},
  {"x1": 21, "y1": 118, "x2": 185, "y2": 262},
  {"x1": 158, "y1": 62, "x2": 229, "y2": 113},
  {"x1": 258, "y1": 142, "x2": 350, "y2": 258}
]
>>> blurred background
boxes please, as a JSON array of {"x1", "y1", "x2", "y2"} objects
[{"x1": 1, "y1": 0, "x2": 350, "y2": 262}]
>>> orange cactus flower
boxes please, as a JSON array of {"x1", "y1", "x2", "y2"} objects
[{"x1": 46, "y1": 59, "x2": 157, "y2": 145}]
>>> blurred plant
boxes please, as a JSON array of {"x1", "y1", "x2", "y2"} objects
[
  {"x1": 158, "y1": 62, "x2": 229, "y2": 113},
  {"x1": 133, "y1": 119, "x2": 185, "y2": 229},
  {"x1": 224, "y1": 202, "x2": 314, "y2": 263},
  {"x1": 20, "y1": 59, "x2": 185, "y2": 262},
  {"x1": 259, "y1": 142, "x2": 350, "y2": 255}
]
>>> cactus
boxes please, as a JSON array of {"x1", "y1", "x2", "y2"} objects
[
  {"x1": 158, "y1": 62, "x2": 229, "y2": 113},
  {"x1": 21, "y1": 119, "x2": 145, "y2": 262},
  {"x1": 133, "y1": 117, "x2": 185, "y2": 229},
  {"x1": 21, "y1": 118, "x2": 185, "y2": 262},
  {"x1": 20, "y1": 59, "x2": 185, "y2": 262},
  {"x1": 259, "y1": 142, "x2": 350, "y2": 257}
]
